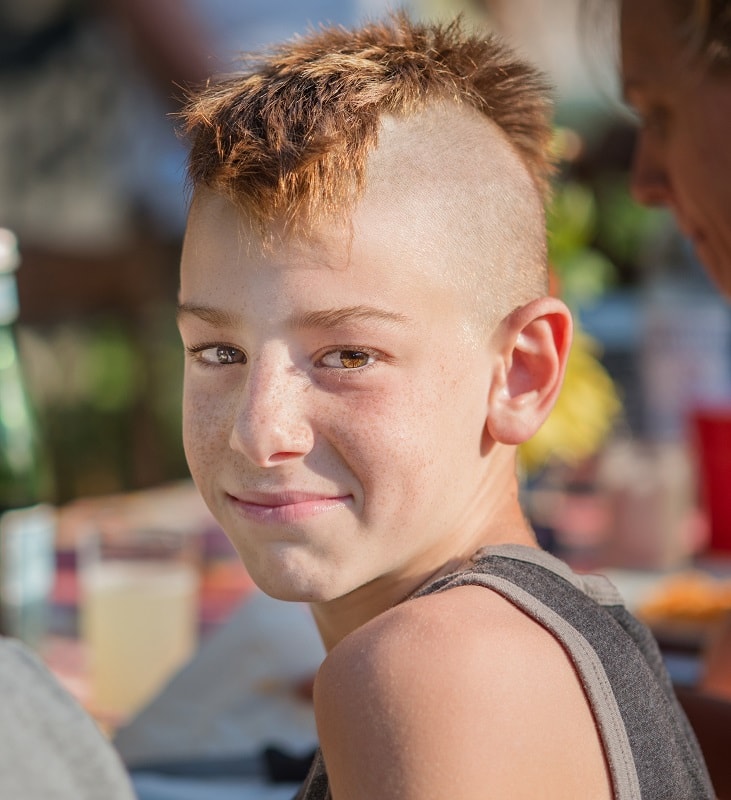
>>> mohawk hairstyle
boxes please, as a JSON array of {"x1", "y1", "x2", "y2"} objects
[{"x1": 180, "y1": 12, "x2": 554, "y2": 236}]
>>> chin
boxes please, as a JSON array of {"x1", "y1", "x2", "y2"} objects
[
  {"x1": 243, "y1": 560, "x2": 345, "y2": 604},
  {"x1": 253, "y1": 574, "x2": 319, "y2": 602},
  {"x1": 256, "y1": 581, "x2": 343, "y2": 605},
  {"x1": 224, "y1": 532, "x2": 359, "y2": 603}
]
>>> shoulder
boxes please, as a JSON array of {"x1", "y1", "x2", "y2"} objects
[
  {"x1": 314, "y1": 585, "x2": 612, "y2": 800},
  {"x1": 0, "y1": 637, "x2": 93, "y2": 719},
  {"x1": 316, "y1": 585, "x2": 576, "y2": 727},
  {"x1": 0, "y1": 637, "x2": 87, "y2": 720},
  {"x1": 318, "y1": 584, "x2": 578, "y2": 699}
]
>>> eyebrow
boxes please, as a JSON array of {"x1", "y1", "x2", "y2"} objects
[
  {"x1": 176, "y1": 303, "x2": 241, "y2": 328},
  {"x1": 289, "y1": 306, "x2": 410, "y2": 330},
  {"x1": 176, "y1": 302, "x2": 410, "y2": 330}
]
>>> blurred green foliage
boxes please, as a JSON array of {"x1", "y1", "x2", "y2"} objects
[
  {"x1": 547, "y1": 173, "x2": 667, "y2": 308},
  {"x1": 17, "y1": 304, "x2": 187, "y2": 502},
  {"x1": 548, "y1": 180, "x2": 618, "y2": 308}
]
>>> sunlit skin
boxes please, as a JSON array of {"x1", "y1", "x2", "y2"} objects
[
  {"x1": 621, "y1": 0, "x2": 731, "y2": 295},
  {"x1": 178, "y1": 107, "x2": 616, "y2": 799},
  {"x1": 179, "y1": 106, "x2": 570, "y2": 647}
]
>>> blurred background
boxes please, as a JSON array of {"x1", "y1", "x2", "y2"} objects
[
  {"x1": 5, "y1": 5, "x2": 731, "y2": 788},
  {"x1": 3, "y1": 0, "x2": 730, "y2": 568}
]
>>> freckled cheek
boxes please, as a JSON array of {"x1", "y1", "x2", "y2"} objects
[{"x1": 182, "y1": 386, "x2": 234, "y2": 481}]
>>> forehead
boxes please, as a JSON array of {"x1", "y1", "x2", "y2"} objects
[
  {"x1": 183, "y1": 105, "x2": 538, "y2": 287},
  {"x1": 179, "y1": 184, "x2": 481, "y2": 353}
]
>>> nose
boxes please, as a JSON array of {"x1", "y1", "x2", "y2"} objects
[
  {"x1": 229, "y1": 354, "x2": 314, "y2": 467},
  {"x1": 629, "y1": 132, "x2": 672, "y2": 208}
]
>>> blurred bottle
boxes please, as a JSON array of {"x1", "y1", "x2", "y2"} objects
[{"x1": 0, "y1": 228, "x2": 56, "y2": 648}]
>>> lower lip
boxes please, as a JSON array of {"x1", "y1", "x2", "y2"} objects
[{"x1": 228, "y1": 494, "x2": 351, "y2": 524}]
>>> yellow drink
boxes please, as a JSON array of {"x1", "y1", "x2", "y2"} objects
[{"x1": 80, "y1": 560, "x2": 199, "y2": 720}]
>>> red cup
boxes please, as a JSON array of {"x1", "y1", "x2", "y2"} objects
[{"x1": 691, "y1": 406, "x2": 731, "y2": 553}]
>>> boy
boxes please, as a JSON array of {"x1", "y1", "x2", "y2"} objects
[{"x1": 176, "y1": 14, "x2": 713, "y2": 799}]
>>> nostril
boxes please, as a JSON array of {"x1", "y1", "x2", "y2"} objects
[
  {"x1": 267, "y1": 451, "x2": 309, "y2": 463},
  {"x1": 630, "y1": 170, "x2": 670, "y2": 208},
  {"x1": 629, "y1": 147, "x2": 671, "y2": 209}
]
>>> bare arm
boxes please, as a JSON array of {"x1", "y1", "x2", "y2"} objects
[{"x1": 314, "y1": 586, "x2": 612, "y2": 800}]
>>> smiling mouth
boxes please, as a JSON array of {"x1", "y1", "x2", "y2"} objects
[{"x1": 227, "y1": 491, "x2": 351, "y2": 524}]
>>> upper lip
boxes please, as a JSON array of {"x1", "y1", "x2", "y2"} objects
[{"x1": 230, "y1": 490, "x2": 348, "y2": 507}]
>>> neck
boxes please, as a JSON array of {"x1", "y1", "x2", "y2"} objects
[{"x1": 311, "y1": 448, "x2": 538, "y2": 651}]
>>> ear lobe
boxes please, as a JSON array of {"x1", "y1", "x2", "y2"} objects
[{"x1": 486, "y1": 297, "x2": 573, "y2": 445}]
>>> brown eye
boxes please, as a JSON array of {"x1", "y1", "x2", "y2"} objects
[
  {"x1": 320, "y1": 349, "x2": 374, "y2": 369},
  {"x1": 216, "y1": 346, "x2": 246, "y2": 364},
  {"x1": 193, "y1": 345, "x2": 247, "y2": 365},
  {"x1": 340, "y1": 350, "x2": 370, "y2": 369}
]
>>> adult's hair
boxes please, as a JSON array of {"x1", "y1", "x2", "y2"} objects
[
  {"x1": 675, "y1": 0, "x2": 731, "y2": 69},
  {"x1": 179, "y1": 12, "x2": 554, "y2": 236},
  {"x1": 582, "y1": 0, "x2": 731, "y2": 73}
]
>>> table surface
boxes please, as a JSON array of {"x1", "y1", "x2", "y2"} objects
[{"x1": 42, "y1": 483, "x2": 256, "y2": 730}]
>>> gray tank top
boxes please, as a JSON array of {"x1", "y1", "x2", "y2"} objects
[{"x1": 296, "y1": 544, "x2": 715, "y2": 799}]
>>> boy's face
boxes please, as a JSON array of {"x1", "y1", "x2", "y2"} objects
[{"x1": 178, "y1": 112, "x2": 531, "y2": 610}]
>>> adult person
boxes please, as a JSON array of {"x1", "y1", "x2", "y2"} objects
[
  {"x1": 614, "y1": 0, "x2": 731, "y2": 757},
  {"x1": 616, "y1": 0, "x2": 731, "y2": 296},
  {"x1": 0, "y1": 638, "x2": 135, "y2": 799},
  {"x1": 177, "y1": 13, "x2": 713, "y2": 799}
]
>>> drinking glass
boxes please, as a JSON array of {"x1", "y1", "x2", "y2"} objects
[{"x1": 78, "y1": 526, "x2": 199, "y2": 723}]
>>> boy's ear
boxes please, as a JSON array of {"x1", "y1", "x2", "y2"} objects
[{"x1": 486, "y1": 297, "x2": 573, "y2": 445}]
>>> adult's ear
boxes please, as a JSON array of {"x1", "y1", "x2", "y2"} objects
[{"x1": 486, "y1": 296, "x2": 573, "y2": 445}]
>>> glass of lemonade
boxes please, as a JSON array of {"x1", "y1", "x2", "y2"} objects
[{"x1": 78, "y1": 527, "x2": 200, "y2": 724}]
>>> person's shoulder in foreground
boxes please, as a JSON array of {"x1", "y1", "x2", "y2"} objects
[
  {"x1": 0, "y1": 636, "x2": 135, "y2": 800},
  {"x1": 176, "y1": 12, "x2": 715, "y2": 799}
]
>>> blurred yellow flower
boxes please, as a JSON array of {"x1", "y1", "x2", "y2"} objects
[{"x1": 519, "y1": 328, "x2": 623, "y2": 475}]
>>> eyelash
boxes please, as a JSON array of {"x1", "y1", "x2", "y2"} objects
[
  {"x1": 185, "y1": 343, "x2": 383, "y2": 374},
  {"x1": 315, "y1": 346, "x2": 380, "y2": 374},
  {"x1": 186, "y1": 343, "x2": 247, "y2": 367}
]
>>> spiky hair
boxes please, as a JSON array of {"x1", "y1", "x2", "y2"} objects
[{"x1": 180, "y1": 12, "x2": 554, "y2": 234}]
